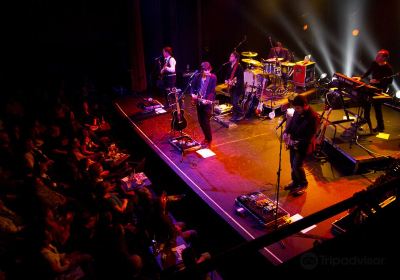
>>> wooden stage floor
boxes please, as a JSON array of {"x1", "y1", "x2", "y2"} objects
[{"x1": 115, "y1": 94, "x2": 398, "y2": 265}]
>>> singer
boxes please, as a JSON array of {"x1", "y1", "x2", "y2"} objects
[
  {"x1": 283, "y1": 95, "x2": 319, "y2": 195},
  {"x1": 159, "y1": 46, "x2": 177, "y2": 107},
  {"x1": 191, "y1": 62, "x2": 217, "y2": 148},
  {"x1": 225, "y1": 51, "x2": 245, "y2": 122}
]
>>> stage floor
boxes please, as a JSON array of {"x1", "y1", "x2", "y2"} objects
[{"x1": 114, "y1": 94, "x2": 398, "y2": 265}]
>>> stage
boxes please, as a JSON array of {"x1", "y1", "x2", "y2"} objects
[{"x1": 114, "y1": 93, "x2": 399, "y2": 265}]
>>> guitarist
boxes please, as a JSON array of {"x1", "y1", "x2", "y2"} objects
[
  {"x1": 283, "y1": 95, "x2": 319, "y2": 195},
  {"x1": 225, "y1": 51, "x2": 245, "y2": 122},
  {"x1": 160, "y1": 46, "x2": 177, "y2": 107},
  {"x1": 191, "y1": 62, "x2": 217, "y2": 147}
]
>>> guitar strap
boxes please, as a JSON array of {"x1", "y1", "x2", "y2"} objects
[{"x1": 229, "y1": 62, "x2": 238, "y2": 81}]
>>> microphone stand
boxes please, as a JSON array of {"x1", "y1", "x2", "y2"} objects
[
  {"x1": 233, "y1": 35, "x2": 247, "y2": 52},
  {"x1": 274, "y1": 119, "x2": 286, "y2": 249}
]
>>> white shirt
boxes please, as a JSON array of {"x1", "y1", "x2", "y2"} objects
[{"x1": 164, "y1": 55, "x2": 176, "y2": 73}]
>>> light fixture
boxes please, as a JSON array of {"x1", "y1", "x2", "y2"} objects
[
  {"x1": 395, "y1": 90, "x2": 400, "y2": 99},
  {"x1": 320, "y1": 73, "x2": 327, "y2": 80}
]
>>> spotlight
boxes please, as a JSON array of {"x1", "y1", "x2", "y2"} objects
[
  {"x1": 320, "y1": 73, "x2": 328, "y2": 80},
  {"x1": 303, "y1": 24, "x2": 308, "y2": 31},
  {"x1": 352, "y1": 29, "x2": 360, "y2": 37},
  {"x1": 395, "y1": 90, "x2": 400, "y2": 99}
]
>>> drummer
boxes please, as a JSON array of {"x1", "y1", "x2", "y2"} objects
[{"x1": 267, "y1": 41, "x2": 292, "y2": 62}]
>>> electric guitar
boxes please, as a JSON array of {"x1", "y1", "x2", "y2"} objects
[
  {"x1": 225, "y1": 77, "x2": 237, "y2": 93},
  {"x1": 255, "y1": 78, "x2": 267, "y2": 116},
  {"x1": 191, "y1": 92, "x2": 214, "y2": 105},
  {"x1": 283, "y1": 133, "x2": 299, "y2": 150},
  {"x1": 171, "y1": 91, "x2": 187, "y2": 131}
]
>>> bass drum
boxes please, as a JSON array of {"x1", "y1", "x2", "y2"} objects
[{"x1": 244, "y1": 68, "x2": 263, "y2": 92}]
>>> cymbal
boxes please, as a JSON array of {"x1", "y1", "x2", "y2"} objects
[
  {"x1": 241, "y1": 51, "x2": 258, "y2": 57},
  {"x1": 281, "y1": 62, "x2": 295, "y2": 66},
  {"x1": 241, "y1": 58, "x2": 263, "y2": 67},
  {"x1": 266, "y1": 57, "x2": 284, "y2": 62}
]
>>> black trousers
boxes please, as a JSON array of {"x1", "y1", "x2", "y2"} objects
[
  {"x1": 289, "y1": 148, "x2": 307, "y2": 187},
  {"x1": 196, "y1": 103, "x2": 213, "y2": 142},
  {"x1": 363, "y1": 101, "x2": 384, "y2": 130}
]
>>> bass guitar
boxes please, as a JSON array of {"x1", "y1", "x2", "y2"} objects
[
  {"x1": 171, "y1": 90, "x2": 187, "y2": 131},
  {"x1": 283, "y1": 133, "x2": 299, "y2": 150}
]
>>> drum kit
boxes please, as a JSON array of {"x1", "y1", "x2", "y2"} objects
[{"x1": 240, "y1": 51, "x2": 294, "y2": 97}]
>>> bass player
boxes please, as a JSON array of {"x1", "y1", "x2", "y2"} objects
[{"x1": 283, "y1": 95, "x2": 319, "y2": 195}]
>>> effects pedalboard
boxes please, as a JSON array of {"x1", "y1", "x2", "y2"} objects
[
  {"x1": 235, "y1": 191, "x2": 290, "y2": 228},
  {"x1": 169, "y1": 134, "x2": 202, "y2": 153}
]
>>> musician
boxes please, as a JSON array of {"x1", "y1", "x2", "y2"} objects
[
  {"x1": 225, "y1": 51, "x2": 245, "y2": 122},
  {"x1": 159, "y1": 46, "x2": 177, "y2": 107},
  {"x1": 267, "y1": 41, "x2": 292, "y2": 62},
  {"x1": 283, "y1": 95, "x2": 319, "y2": 195},
  {"x1": 191, "y1": 62, "x2": 217, "y2": 147},
  {"x1": 359, "y1": 49, "x2": 393, "y2": 132}
]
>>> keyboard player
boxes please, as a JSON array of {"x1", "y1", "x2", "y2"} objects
[{"x1": 353, "y1": 49, "x2": 393, "y2": 133}]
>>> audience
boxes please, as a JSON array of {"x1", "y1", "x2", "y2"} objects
[{"x1": 0, "y1": 78, "x2": 199, "y2": 280}]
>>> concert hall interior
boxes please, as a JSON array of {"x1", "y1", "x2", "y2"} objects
[{"x1": 1, "y1": 0, "x2": 400, "y2": 278}]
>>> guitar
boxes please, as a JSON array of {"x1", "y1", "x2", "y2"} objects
[
  {"x1": 191, "y1": 93, "x2": 214, "y2": 105},
  {"x1": 255, "y1": 77, "x2": 267, "y2": 116},
  {"x1": 313, "y1": 106, "x2": 332, "y2": 156},
  {"x1": 171, "y1": 91, "x2": 187, "y2": 131},
  {"x1": 240, "y1": 86, "x2": 252, "y2": 111},
  {"x1": 283, "y1": 133, "x2": 299, "y2": 150},
  {"x1": 225, "y1": 76, "x2": 237, "y2": 93}
]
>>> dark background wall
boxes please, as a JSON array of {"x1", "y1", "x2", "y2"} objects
[
  {"x1": 142, "y1": 0, "x2": 400, "y2": 89},
  {"x1": 1, "y1": 0, "x2": 399, "y2": 94}
]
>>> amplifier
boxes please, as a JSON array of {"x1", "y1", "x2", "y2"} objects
[
  {"x1": 235, "y1": 190, "x2": 290, "y2": 228},
  {"x1": 293, "y1": 61, "x2": 316, "y2": 87}
]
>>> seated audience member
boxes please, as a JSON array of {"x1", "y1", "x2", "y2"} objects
[
  {"x1": 0, "y1": 198, "x2": 25, "y2": 234},
  {"x1": 40, "y1": 229, "x2": 92, "y2": 279}
]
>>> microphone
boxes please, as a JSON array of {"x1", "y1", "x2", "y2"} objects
[
  {"x1": 222, "y1": 61, "x2": 230, "y2": 66},
  {"x1": 189, "y1": 70, "x2": 199, "y2": 79},
  {"x1": 154, "y1": 55, "x2": 162, "y2": 60},
  {"x1": 275, "y1": 115, "x2": 287, "y2": 130}
]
